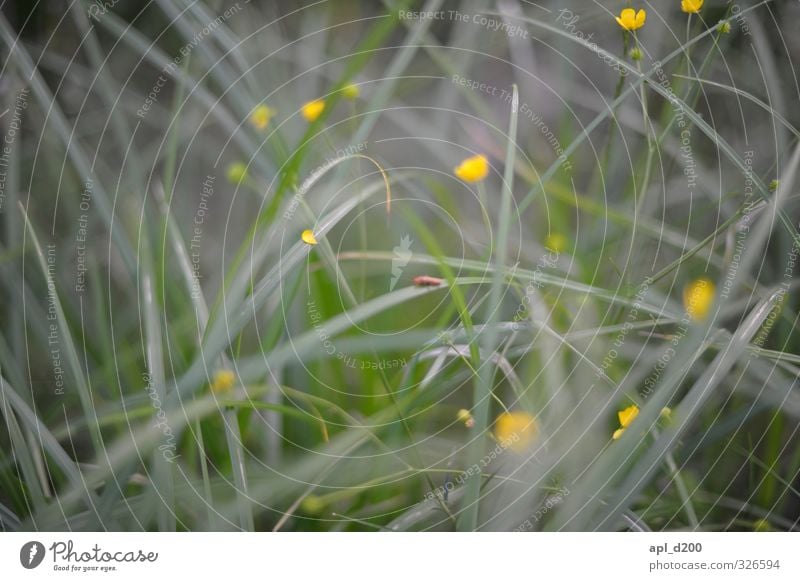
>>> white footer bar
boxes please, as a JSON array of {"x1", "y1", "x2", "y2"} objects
[{"x1": 1, "y1": 532, "x2": 796, "y2": 579}]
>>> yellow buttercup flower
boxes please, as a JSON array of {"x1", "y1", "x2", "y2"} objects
[
  {"x1": 249, "y1": 104, "x2": 275, "y2": 130},
  {"x1": 494, "y1": 411, "x2": 538, "y2": 452},
  {"x1": 211, "y1": 369, "x2": 236, "y2": 393},
  {"x1": 683, "y1": 277, "x2": 715, "y2": 321},
  {"x1": 226, "y1": 162, "x2": 248, "y2": 185},
  {"x1": 681, "y1": 0, "x2": 703, "y2": 14},
  {"x1": 618, "y1": 404, "x2": 639, "y2": 427},
  {"x1": 454, "y1": 154, "x2": 489, "y2": 183},
  {"x1": 301, "y1": 229, "x2": 318, "y2": 245},
  {"x1": 341, "y1": 83, "x2": 359, "y2": 99},
  {"x1": 612, "y1": 404, "x2": 639, "y2": 440},
  {"x1": 301, "y1": 99, "x2": 325, "y2": 122},
  {"x1": 615, "y1": 8, "x2": 646, "y2": 31},
  {"x1": 544, "y1": 233, "x2": 568, "y2": 254}
]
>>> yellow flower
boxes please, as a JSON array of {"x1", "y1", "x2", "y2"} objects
[
  {"x1": 544, "y1": 233, "x2": 568, "y2": 254},
  {"x1": 301, "y1": 99, "x2": 325, "y2": 122},
  {"x1": 683, "y1": 277, "x2": 715, "y2": 321},
  {"x1": 660, "y1": 406, "x2": 672, "y2": 421},
  {"x1": 211, "y1": 369, "x2": 236, "y2": 393},
  {"x1": 618, "y1": 404, "x2": 639, "y2": 427},
  {"x1": 249, "y1": 104, "x2": 276, "y2": 130},
  {"x1": 226, "y1": 162, "x2": 248, "y2": 185},
  {"x1": 612, "y1": 404, "x2": 639, "y2": 440},
  {"x1": 681, "y1": 0, "x2": 703, "y2": 14},
  {"x1": 457, "y1": 408, "x2": 475, "y2": 428},
  {"x1": 341, "y1": 83, "x2": 359, "y2": 99},
  {"x1": 494, "y1": 411, "x2": 538, "y2": 452},
  {"x1": 454, "y1": 154, "x2": 489, "y2": 183},
  {"x1": 615, "y1": 8, "x2": 646, "y2": 31},
  {"x1": 301, "y1": 229, "x2": 318, "y2": 245}
]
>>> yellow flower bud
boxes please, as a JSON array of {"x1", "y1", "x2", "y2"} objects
[
  {"x1": 301, "y1": 99, "x2": 325, "y2": 122},
  {"x1": 683, "y1": 277, "x2": 715, "y2": 321},
  {"x1": 249, "y1": 104, "x2": 275, "y2": 130},
  {"x1": 544, "y1": 233, "x2": 568, "y2": 254},
  {"x1": 753, "y1": 518, "x2": 771, "y2": 532},
  {"x1": 211, "y1": 369, "x2": 236, "y2": 393},
  {"x1": 457, "y1": 408, "x2": 475, "y2": 428},
  {"x1": 301, "y1": 494, "x2": 326, "y2": 514},
  {"x1": 301, "y1": 229, "x2": 318, "y2": 245},
  {"x1": 226, "y1": 162, "x2": 248, "y2": 185},
  {"x1": 341, "y1": 84, "x2": 359, "y2": 99}
]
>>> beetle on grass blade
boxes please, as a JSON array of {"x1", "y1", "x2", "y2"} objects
[{"x1": 412, "y1": 275, "x2": 444, "y2": 287}]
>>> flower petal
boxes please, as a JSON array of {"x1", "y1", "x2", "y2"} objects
[{"x1": 618, "y1": 404, "x2": 640, "y2": 428}]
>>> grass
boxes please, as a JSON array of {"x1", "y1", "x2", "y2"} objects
[{"x1": 1, "y1": 0, "x2": 799, "y2": 532}]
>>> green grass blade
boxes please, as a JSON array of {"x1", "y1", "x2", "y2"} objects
[{"x1": 460, "y1": 84, "x2": 518, "y2": 531}]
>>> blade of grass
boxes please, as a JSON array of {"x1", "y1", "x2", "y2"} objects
[
  {"x1": 460, "y1": 85, "x2": 519, "y2": 531},
  {"x1": 220, "y1": 401, "x2": 254, "y2": 530},
  {"x1": 19, "y1": 204, "x2": 103, "y2": 455},
  {"x1": 141, "y1": 261, "x2": 175, "y2": 531}
]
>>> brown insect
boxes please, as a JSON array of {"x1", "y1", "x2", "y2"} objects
[{"x1": 412, "y1": 275, "x2": 444, "y2": 287}]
